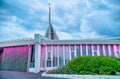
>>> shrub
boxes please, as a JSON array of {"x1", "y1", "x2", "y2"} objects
[
  {"x1": 67, "y1": 56, "x2": 120, "y2": 75},
  {"x1": 47, "y1": 66, "x2": 77, "y2": 74}
]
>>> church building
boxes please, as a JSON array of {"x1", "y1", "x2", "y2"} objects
[{"x1": 0, "y1": 3, "x2": 120, "y2": 73}]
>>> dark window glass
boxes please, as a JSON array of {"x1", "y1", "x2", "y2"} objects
[
  {"x1": 70, "y1": 45, "x2": 74, "y2": 50},
  {"x1": 88, "y1": 45, "x2": 92, "y2": 56},
  {"x1": 30, "y1": 46, "x2": 35, "y2": 68},
  {"x1": 99, "y1": 45, "x2": 103, "y2": 56},
  {"x1": 76, "y1": 45, "x2": 80, "y2": 57},
  {"x1": 65, "y1": 46, "x2": 69, "y2": 65},
  {"x1": 104, "y1": 45, "x2": 109, "y2": 56},
  {"x1": 71, "y1": 51, "x2": 75, "y2": 59},
  {"x1": 82, "y1": 45, "x2": 86, "y2": 56},
  {"x1": 53, "y1": 46, "x2": 58, "y2": 67},
  {"x1": 110, "y1": 45, "x2": 114, "y2": 56},
  {"x1": 59, "y1": 46, "x2": 63, "y2": 66}
]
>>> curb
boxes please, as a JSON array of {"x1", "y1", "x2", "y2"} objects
[{"x1": 42, "y1": 72, "x2": 120, "y2": 79}]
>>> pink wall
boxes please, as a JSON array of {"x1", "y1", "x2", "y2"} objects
[{"x1": 1, "y1": 45, "x2": 29, "y2": 72}]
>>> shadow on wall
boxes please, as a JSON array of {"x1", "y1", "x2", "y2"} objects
[
  {"x1": 0, "y1": 48, "x2": 4, "y2": 70},
  {"x1": 1, "y1": 46, "x2": 29, "y2": 72}
]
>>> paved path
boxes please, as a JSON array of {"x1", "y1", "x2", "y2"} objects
[{"x1": 0, "y1": 71, "x2": 67, "y2": 79}]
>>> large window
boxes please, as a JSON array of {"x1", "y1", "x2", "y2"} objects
[
  {"x1": 65, "y1": 46, "x2": 69, "y2": 65},
  {"x1": 71, "y1": 45, "x2": 75, "y2": 59},
  {"x1": 99, "y1": 45, "x2": 103, "y2": 56},
  {"x1": 40, "y1": 46, "x2": 46, "y2": 67},
  {"x1": 110, "y1": 45, "x2": 114, "y2": 56},
  {"x1": 76, "y1": 45, "x2": 80, "y2": 57},
  {"x1": 82, "y1": 45, "x2": 86, "y2": 56},
  {"x1": 47, "y1": 51, "x2": 51, "y2": 67},
  {"x1": 93, "y1": 45, "x2": 97, "y2": 56},
  {"x1": 47, "y1": 46, "x2": 52, "y2": 67},
  {"x1": 30, "y1": 46, "x2": 35, "y2": 68},
  {"x1": 88, "y1": 45, "x2": 92, "y2": 56},
  {"x1": 59, "y1": 46, "x2": 63, "y2": 66},
  {"x1": 104, "y1": 45, "x2": 109, "y2": 56},
  {"x1": 53, "y1": 46, "x2": 58, "y2": 67}
]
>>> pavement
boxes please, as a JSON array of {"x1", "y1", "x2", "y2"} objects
[{"x1": 0, "y1": 71, "x2": 68, "y2": 79}]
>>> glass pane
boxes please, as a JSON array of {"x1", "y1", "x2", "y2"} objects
[
  {"x1": 70, "y1": 45, "x2": 74, "y2": 50},
  {"x1": 76, "y1": 45, "x2": 80, "y2": 57},
  {"x1": 110, "y1": 45, "x2": 114, "y2": 56},
  {"x1": 93, "y1": 45, "x2": 97, "y2": 56},
  {"x1": 59, "y1": 46, "x2": 63, "y2": 66},
  {"x1": 88, "y1": 45, "x2": 92, "y2": 56},
  {"x1": 47, "y1": 60, "x2": 51, "y2": 67},
  {"x1": 99, "y1": 45, "x2": 103, "y2": 56},
  {"x1": 30, "y1": 46, "x2": 35, "y2": 68},
  {"x1": 82, "y1": 45, "x2": 86, "y2": 56},
  {"x1": 47, "y1": 52, "x2": 51, "y2": 60},
  {"x1": 104, "y1": 45, "x2": 109, "y2": 56},
  {"x1": 71, "y1": 51, "x2": 74, "y2": 59},
  {"x1": 40, "y1": 45, "x2": 46, "y2": 67},
  {"x1": 65, "y1": 46, "x2": 69, "y2": 65},
  {"x1": 53, "y1": 46, "x2": 58, "y2": 67}
]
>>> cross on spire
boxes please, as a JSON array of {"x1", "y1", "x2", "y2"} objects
[{"x1": 44, "y1": 0, "x2": 59, "y2": 40}]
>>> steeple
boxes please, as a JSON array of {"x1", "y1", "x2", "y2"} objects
[{"x1": 44, "y1": 0, "x2": 59, "y2": 40}]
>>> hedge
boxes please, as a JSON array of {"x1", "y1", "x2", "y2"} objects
[{"x1": 67, "y1": 56, "x2": 120, "y2": 75}]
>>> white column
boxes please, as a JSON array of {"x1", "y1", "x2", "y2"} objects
[
  {"x1": 45, "y1": 45, "x2": 47, "y2": 70},
  {"x1": 86, "y1": 45, "x2": 88, "y2": 56},
  {"x1": 97, "y1": 45, "x2": 100, "y2": 56},
  {"x1": 113, "y1": 45, "x2": 117, "y2": 57},
  {"x1": 57, "y1": 45, "x2": 59, "y2": 67},
  {"x1": 74, "y1": 45, "x2": 77, "y2": 57},
  {"x1": 91, "y1": 45, "x2": 94, "y2": 56},
  {"x1": 102, "y1": 45, "x2": 106, "y2": 56},
  {"x1": 108, "y1": 45, "x2": 111, "y2": 56},
  {"x1": 34, "y1": 34, "x2": 41, "y2": 73},
  {"x1": 34, "y1": 43, "x2": 40, "y2": 73},
  {"x1": 63, "y1": 45, "x2": 65, "y2": 65},
  {"x1": 51, "y1": 45, "x2": 53, "y2": 68},
  {"x1": 80, "y1": 45, "x2": 82, "y2": 56},
  {"x1": 27, "y1": 45, "x2": 32, "y2": 72}
]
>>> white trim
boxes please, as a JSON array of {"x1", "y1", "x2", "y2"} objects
[
  {"x1": 86, "y1": 45, "x2": 88, "y2": 56},
  {"x1": 91, "y1": 45, "x2": 94, "y2": 56},
  {"x1": 80, "y1": 45, "x2": 82, "y2": 56},
  {"x1": 63, "y1": 45, "x2": 65, "y2": 65},
  {"x1": 74, "y1": 45, "x2": 77, "y2": 57}
]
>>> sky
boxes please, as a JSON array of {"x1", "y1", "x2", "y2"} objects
[{"x1": 0, "y1": 0, "x2": 120, "y2": 41}]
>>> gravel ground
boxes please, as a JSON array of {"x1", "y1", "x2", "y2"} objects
[{"x1": 0, "y1": 71, "x2": 68, "y2": 79}]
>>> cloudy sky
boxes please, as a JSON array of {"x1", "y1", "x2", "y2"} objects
[{"x1": 0, "y1": 0, "x2": 120, "y2": 41}]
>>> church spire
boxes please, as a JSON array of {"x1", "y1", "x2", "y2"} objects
[{"x1": 45, "y1": 0, "x2": 59, "y2": 40}]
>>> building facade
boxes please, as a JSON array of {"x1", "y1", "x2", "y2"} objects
[{"x1": 0, "y1": 4, "x2": 120, "y2": 73}]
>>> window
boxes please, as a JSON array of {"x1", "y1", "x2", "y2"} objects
[
  {"x1": 47, "y1": 51, "x2": 51, "y2": 67},
  {"x1": 99, "y1": 45, "x2": 103, "y2": 56},
  {"x1": 76, "y1": 45, "x2": 80, "y2": 57},
  {"x1": 88, "y1": 45, "x2": 92, "y2": 56},
  {"x1": 65, "y1": 46, "x2": 69, "y2": 65},
  {"x1": 47, "y1": 52, "x2": 51, "y2": 60},
  {"x1": 59, "y1": 46, "x2": 63, "y2": 66},
  {"x1": 30, "y1": 46, "x2": 35, "y2": 68},
  {"x1": 71, "y1": 51, "x2": 75, "y2": 59},
  {"x1": 53, "y1": 46, "x2": 58, "y2": 67},
  {"x1": 40, "y1": 45, "x2": 45, "y2": 67},
  {"x1": 82, "y1": 45, "x2": 86, "y2": 56},
  {"x1": 93, "y1": 45, "x2": 97, "y2": 56},
  {"x1": 110, "y1": 45, "x2": 114, "y2": 56},
  {"x1": 104, "y1": 45, "x2": 109, "y2": 56}
]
